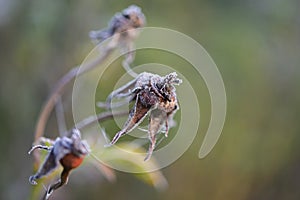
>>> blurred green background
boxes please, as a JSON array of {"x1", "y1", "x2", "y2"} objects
[{"x1": 1, "y1": 0, "x2": 300, "y2": 199}]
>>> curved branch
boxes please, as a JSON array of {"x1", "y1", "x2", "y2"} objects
[{"x1": 34, "y1": 47, "x2": 114, "y2": 142}]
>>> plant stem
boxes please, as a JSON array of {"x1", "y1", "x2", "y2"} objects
[{"x1": 34, "y1": 47, "x2": 114, "y2": 142}]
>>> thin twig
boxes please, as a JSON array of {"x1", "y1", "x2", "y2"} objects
[
  {"x1": 75, "y1": 110, "x2": 128, "y2": 130},
  {"x1": 122, "y1": 53, "x2": 138, "y2": 77}
]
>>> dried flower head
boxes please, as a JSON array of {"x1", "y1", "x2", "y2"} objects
[
  {"x1": 89, "y1": 5, "x2": 146, "y2": 44},
  {"x1": 89, "y1": 5, "x2": 146, "y2": 77},
  {"x1": 28, "y1": 129, "x2": 89, "y2": 199},
  {"x1": 103, "y1": 72, "x2": 182, "y2": 160}
]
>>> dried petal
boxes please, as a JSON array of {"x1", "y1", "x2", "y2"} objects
[
  {"x1": 110, "y1": 92, "x2": 153, "y2": 145},
  {"x1": 145, "y1": 109, "x2": 167, "y2": 161}
]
